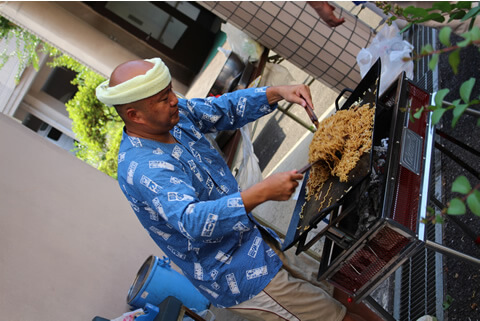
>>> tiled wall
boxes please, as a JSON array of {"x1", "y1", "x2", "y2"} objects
[{"x1": 199, "y1": 1, "x2": 375, "y2": 93}]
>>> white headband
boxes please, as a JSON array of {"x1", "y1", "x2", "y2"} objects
[{"x1": 96, "y1": 58, "x2": 171, "y2": 106}]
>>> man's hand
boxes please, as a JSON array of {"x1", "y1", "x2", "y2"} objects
[
  {"x1": 241, "y1": 170, "x2": 304, "y2": 213},
  {"x1": 266, "y1": 84, "x2": 314, "y2": 109},
  {"x1": 308, "y1": 1, "x2": 345, "y2": 28}
]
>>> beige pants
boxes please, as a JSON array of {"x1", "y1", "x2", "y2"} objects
[{"x1": 227, "y1": 233, "x2": 346, "y2": 321}]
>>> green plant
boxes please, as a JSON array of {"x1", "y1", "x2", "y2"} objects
[
  {"x1": 48, "y1": 53, "x2": 123, "y2": 179},
  {"x1": 0, "y1": 15, "x2": 123, "y2": 178},
  {"x1": 0, "y1": 16, "x2": 41, "y2": 83},
  {"x1": 376, "y1": 1, "x2": 480, "y2": 218}
]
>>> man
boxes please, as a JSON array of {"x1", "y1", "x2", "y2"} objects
[{"x1": 96, "y1": 58, "x2": 369, "y2": 321}]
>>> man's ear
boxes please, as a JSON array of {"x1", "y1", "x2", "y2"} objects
[{"x1": 125, "y1": 107, "x2": 145, "y2": 125}]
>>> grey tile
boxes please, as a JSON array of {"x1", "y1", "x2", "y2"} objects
[
  {"x1": 318, "y1": 50, "x2": 335, "y2": 65},
  {"x1": 284, "y1": 1, "x2": 302, "y2": 17},
  {"x1": 235, "y1": 7, "x2": 253, "y2": 22},
  {"x1": 240, "y1": 1, "x2": 260, "y2": 15},
  {"x1": 299, "y1": 10, "x2": 318, "y2": 28},
  {"x1": 293, "y1": 20, "x2": 311, "y2": 38},
  {"x1": 327, "y1": 67, "x2": 343, "y2": 82},
  {"x1": 245, "y1": 24, "x2": 262, "y2": 38},
  {"x1": 214, "y1": 5, "x2": 233, "y2": 20},
  {"x1": 312, "y1": 57, "x2": 329, "y2": 73},
  {"x1": 333, "y1": 60, "x2": 351, "y2": 76},
  {"x1": 251, "y1": 17, "x2": 268, "y2": 34},
  {"x1": 301, "y1": 39, "x2": 321, "y2": 56},
  {"x1": 265, "y1": 28, "x2": 283, "y2": 42},
  {"x1": 322, "y1": 73, "x2": 337, "y2": 87},
  {"x1": 262, "y1": 1, "x2": 281, "y2": 16},
  {"x1": 281, "y1": 37, "x2": 300, "y2": 52},
  {"x1": 230, "y1": 15, "x2": 248, "y2": 29},
  {"x1": 218, "y1": 1, "x2": 238, "y2": 13},
  {"x1": 287, "y1": 29, "x2": 305, "y2": 46},
  {"x1": 290, "y1": 54, "x2": 309, "y2": 68},
  {"x1": 277, "y1": 10, "x2": 296, "y2": 26},
  {"x1": 259, "y1": 34, "x2": 277, "y2": 49},
  {"x1": 324, "y1": 41, "x2": 342, "y2": 57},
  {"x1": 309, "y1": 30, "x2": 327, "y2": 48},
  {"x1": 256, "y1": 9, "x2": 274, "y2": 25},
  {"x1": 275, "y1": 44, "x2": 294, "y2": 59},
  {"x1": 339, "y1": 51, "x2": 357, "y2": 68},
  {"x1": 305, "y1": 63, "x2": 322, "y2": 77},
  {"x1": 271, "y1": 20, "x2": 289, "y2": 35}
]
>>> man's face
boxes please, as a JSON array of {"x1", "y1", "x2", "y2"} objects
[{"x1": 140, "y1": 83, "x2": 180, "y2": 133}]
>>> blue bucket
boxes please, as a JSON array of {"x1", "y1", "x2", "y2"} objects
[{"x1": 127, "y1": 256, "x2": 210, "y2": 312}]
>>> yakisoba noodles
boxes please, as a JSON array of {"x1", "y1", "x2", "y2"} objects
[{"x1": 306, "y1": 104, "x2": 375, "y2": 200}]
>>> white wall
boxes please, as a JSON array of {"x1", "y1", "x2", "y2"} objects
[{"x1": 0, "y1": 114, "x2": 166, "y2": 320}]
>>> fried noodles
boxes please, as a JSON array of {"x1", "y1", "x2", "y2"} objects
[{"x1": 306, "y1": 104, "x2": 375, "y2": 200}]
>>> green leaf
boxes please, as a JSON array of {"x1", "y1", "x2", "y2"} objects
[
  {"x1": 404, "y1": 6, "x2": 429, "y2": 18},
  {"x1": 448, "y1": 198, "x2": 467, "y2": 215},
  {"x1": 421, "y1": 44, "x2": 434, "y2": 55},
  {"x1": 434, "y1": 88, "x2": 450, "y2": 107},
  {"x1": 460, "y1": 77, "x2": 476, "y2": 103},
  {"x1": 471, "y1": 26, "x2": 480, "y2": 41},
  {"x1": 457, "y1": 31, "x2": 472, "y2": 47},
  {"x1": 448, "y1": 49, "x2": 460, "y2": 74},
  {"x1": 439, "y1": 27, "x2": 452, "y2": 46},
  {"x1": 477, "y1": 118, "x2": 480, "y2": 127},
  {"x1": 449, "y1": 10, "x2": 467, "y2": 21},
  {"x1": 413, "y1": 106, "x2": 424, "y2": 119},
  {"x1": 435, "y1": 214, "x2": 445, "y2": 224},
  {"x1": 433, "y1": 2, "x2": 453, "y2": 12},
  {"x1": 467, "y1": 190, "x2": 480, "y2": 216},
  {"x1": 429, "y1": 53, "x2": 440, "y2": 71},
  {"x1": 461, "y1": 5, "x2": 480, "y2": 21},
  {"x1": 432, "y1": 108, "x2": 447, "y2": 125},
  {"x1": 455, "y1": 2, "x2": 473, "y2": 10},
  {"x1": 418, "y1": 13, "x2": 445, "y2": 23},
  {"x1": 452, "y1": 175, "x2": 472, "y2": 194},
  {"x1": 452, "y1": 103, "x2": 469, "y2": 127},
  {"x1": 443, "y1": 294, "x2": 454, "y2": 310}
]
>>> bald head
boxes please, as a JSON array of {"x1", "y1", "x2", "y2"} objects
[
  {"x1": 109, "y1": 59, "x2": 154, "y2": 87},
  {"x1": 96, "y1": 57, "x2": 172, "y2": 107}
]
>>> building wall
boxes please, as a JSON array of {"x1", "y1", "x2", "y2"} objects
[
  {"x1": 0, "y1": 1, "x2": 188, "y2": 97},
  {"x1": 0, "y1": 38, "x2": 20, "y2": 112},
  {"x1": 199, "y1": 1, "x2": 375, "y2": 93},
  {"x1": 0, "y1": 113, "x2": 168, "y2": 321}
]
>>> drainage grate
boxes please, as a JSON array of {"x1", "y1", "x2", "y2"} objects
[{"x1": 391, "y1": 24, "x2": 445, "y2": 321}]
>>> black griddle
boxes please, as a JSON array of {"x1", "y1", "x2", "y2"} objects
[{"x1": 284, "y1": 59, "x2": 381, "y2": 251}]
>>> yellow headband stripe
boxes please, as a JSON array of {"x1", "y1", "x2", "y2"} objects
[{"x1": 96, "y1": 58, "x2": 171, "y2": 106}]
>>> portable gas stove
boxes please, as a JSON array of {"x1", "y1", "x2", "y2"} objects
[{"x1": 284, "y1": 59, "x2": 434, "y2": 302}]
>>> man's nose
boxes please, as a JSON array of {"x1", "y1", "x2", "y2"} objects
[{"x1": 170, "y1": 93, "x2": 179, "y2": 107}]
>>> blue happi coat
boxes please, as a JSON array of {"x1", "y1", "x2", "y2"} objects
[{"x1": 117, "y1": 87, "x2": 283, "y2": 308}]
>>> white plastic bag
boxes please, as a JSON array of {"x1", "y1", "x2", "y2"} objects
[
  {"x1": 259, "y1": 62, "x2": 296, "y2": 87},
  {"x1": 356, "y1": 22, "x2": 414, "y2": 96},
  {"x1": 221, "y1": 23, "x2": 264, "y2": 63},
  {"x1": 236, "y1": 124, "x2": 263, "y2": 190}
]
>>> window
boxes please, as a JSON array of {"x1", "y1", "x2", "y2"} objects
[
  {"x1": 105, "y1": 1, "x2": 188, "y2": 49},
  {"x1": 41, "y1": 67, "x2": 78, "y2": 103}
]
